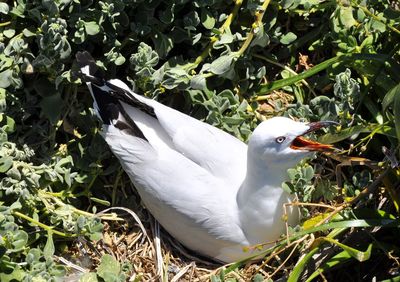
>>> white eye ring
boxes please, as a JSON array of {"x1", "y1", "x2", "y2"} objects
[{"x1": 275, "y1": 136, "x2": 286, "y2": 144}]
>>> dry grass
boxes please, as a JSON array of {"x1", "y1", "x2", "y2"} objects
[{"x1": 61, "y1": 210, "x2": 220, "y2": 281}]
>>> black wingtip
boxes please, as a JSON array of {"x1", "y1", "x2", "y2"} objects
[
  {"x1": 76, "y1": 51, "x2": 96, "y2": 72},
  {"x1": 76, "y1": 51, "x2": 152, "y2": 141},
  {"x1": 75, "y1": 51, "x2": 105, "y2": 84}
]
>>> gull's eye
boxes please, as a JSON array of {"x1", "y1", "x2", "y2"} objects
[{"x1": 275, "y1": 136, "x2": 286, "y2": 144}]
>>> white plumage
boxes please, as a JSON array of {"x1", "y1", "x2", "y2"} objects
[{"x1": 77, "y1": 52, "x2": 334, "y2": 263}]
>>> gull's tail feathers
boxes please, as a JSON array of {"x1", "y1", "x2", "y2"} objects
[{"x1": 75, "y1": 51, "x2": 150, "y2": 140}]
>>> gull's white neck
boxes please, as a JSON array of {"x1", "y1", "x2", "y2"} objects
[
  {"x1": 236, "y1": 144, "x2": 297, "y2": 244},
  {"x1": 238, "y1": 148, "x2": 293, "y2": 204}
]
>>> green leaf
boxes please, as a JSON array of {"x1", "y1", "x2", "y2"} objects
[
  {"x1": 11, "y1": 230, "x2": 28, "y2": 252},
  {"x1": 380, "y1": 276, "x2": 400, "y2": 282},
  {"x1": 288, "y1": 246, "x2": 320, "y2": 282},
  {"x1": 280, "y1": 32, "x2": 297, "y2": 45},
  {"x1": 159, "y1": 3, "x2": 175, "y2": 24},
  {"x1": 9, "y1": 201, "x2": 22, "y2": 210},
  {"x1": 43, "y1": 232, "x2": 55, "y2": 258},
  {"x1": 84, "y1": 21, "x2": 100, "y2": 36},
  {"x1": 88, "y1": 221, "x2": 103, "y2": 241},
  {"x1": 97, "y1": 254, "x2": 121, "y2": 279},
  {"x1": 287, "y1": 168, "x2": 298, "y2": 180},
  {"x1": 304, "y1": 166, "x2": 314, "y2": 180},
  {"x1": 0, "y1": 3, "x2": 9, "y2": 14},
  {"x1": 257, "y1": 55, "x2": 341, "y2": 94},
  {"x1": 0, "y1": 129, "x2": 7, "y2": 143},
  {"x1": 54, "y1": 156, "x2": 73, "y2": 173},
  {"x1": 210, "y1": 275, "x2": 222, "y2": 282},
  {"x1": 323, "y1": 238, "x2": 373, "y2": 262},
  {"x1": 363, "y1": 96, "x2": 384, "y2": 124},
  {"x1": 0, "y1": 55, "x2": 13, "y2": 72},
  {"x1": 79, "y1": 272, "x2": 98, "y2": 282},
  {"x1": 201, "y1": 8, "x2": 215, "y2": 29},
  {"x1": 3, "y1": 29, "x2": 15, "y2": 38},
  {"x1": 306, "y1": 251, "x2": 353, "y2": 282},
  {"x1": 218, "y1": 33, "x2": 234, "y2": 45},
  {"x1": 210, "y1": 54, "x2": 236, "y2": 75},
  {"x1": 394, "y1": 85, "x2": 400, "y2": 141},
  {"x1": 0, "y1": 69, "x2": 13, "y2": 88},
  {"x1": 252, "y1": 273, "x2": 265, "y2": 282},
  {"x1": 0, "y1": 156, "x2": 13, "y2": 173},
  {"x1": 288, "y1": 229, "x2": 349, "y2": 282},
  {"x1": 22, "y1": 28, "x2": 36, "y2": 37},
  {"x1": 371, "y1": 19, "x2": 386, "y2": 32},
  {"x1": 382, "y1": 83, "x2": 400, "y2": 112},
  {"x1": 50, "y1": 265, "x2": 66, "y2": 278},
  {"x1": 152, "y1": 32, "x2": 173, "y2": 58},
  {"x1": 184, "y1": 11, "x2": 200, "y2": 28},
  {"x1": 282, "y1": 182, "x2": 294, "y2": 193},
  {"x1": 114, "y1": 55, "x2": 126, "y2": 66},
  {"x1": 251, "y1": 24, "x2": 270, "y2": 48},
  {"x1": 3, "y1": 116, "x2": 15, "y2": 133},
  {"x1": 339, "y1": 6, "x2": 356, "y2": 28},
  {"x1": 26, "y1": 248, "x2": 41, "y2": 265},
  {"x1": 130, "y1": 42, "x2": 159, "y2": 73},
  {"x1": 190, "y1": 74, "x2": 206, "y2": 90},
  {"x1": 319, "y1": 124, "x2": 366, "y2": 143},
  {"x1": 0, "y1": 266, "x2": 26, "y2": 282},
  {"x1": 295, "y1": 219, "x2": 400, "y2": 241},
  {"x1": 9, "y1": 1, "x2": 25, "y2": 17},
  {"x1": 281, "y1": 0, "x2": 296, "y2": 9},
  {"x1": 0, "y1": 88, "x2": 4, "y2": 112},
  {"x1": 302, "y1": 213, "x2": 332, "y2": 230}
]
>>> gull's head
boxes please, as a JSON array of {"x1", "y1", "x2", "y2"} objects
[{"x1": 248, "y1": 117, "x2": 335, "y2": 168}]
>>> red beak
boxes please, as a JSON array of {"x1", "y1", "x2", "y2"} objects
[{"x1": 290, "y1": 121, "x2": 337, "y2": 152}]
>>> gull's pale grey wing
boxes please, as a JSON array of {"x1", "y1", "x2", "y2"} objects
[
  {"x1": 108, "y1": 83, "x2": 247, "y2": 186},
  {"x1": 141, "y1": 98, "x2": 247, "y2": 185}
]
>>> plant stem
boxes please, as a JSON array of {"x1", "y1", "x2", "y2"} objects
[
  {"x1": 0, "y1": 21, "x2": 11, "y2": 27},
  {"x1": 187, "y1": 0, "x2": 243, "y2": 70},
  {"x1": 38, "y1": 189, "x2": 121, "y2": 220},
  {"x1": 235, "y1": 0, "x2": 272, "y2": 57},
  {"x1": 221, "y1": 0, "x2": 243, "y2": 32},
  {"x1": 12, "y1": 211, "x2": 73, "y2": 238},
  {"x1": 39, "y1": 190, "x2": 96, "y2": 217},
  {"x1": 354, "y1": 3, "x2": 400, "y2": 36}
]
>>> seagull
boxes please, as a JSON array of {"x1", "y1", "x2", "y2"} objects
[{"x1": 76, "y1": 52, "x2": 335, "y2": 263}]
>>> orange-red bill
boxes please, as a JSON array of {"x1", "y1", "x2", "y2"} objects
[{"x1": 290, "y1": 136, "x2": 334, "y2": 151}]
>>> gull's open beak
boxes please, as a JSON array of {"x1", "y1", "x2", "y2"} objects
[{"x1": 290, "y1": 121, "x2": 338, "y2": 152}]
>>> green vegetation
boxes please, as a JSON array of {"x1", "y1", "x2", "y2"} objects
[{"x1": 0, "y1": 0, "x2": 399, "y2": 280}]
